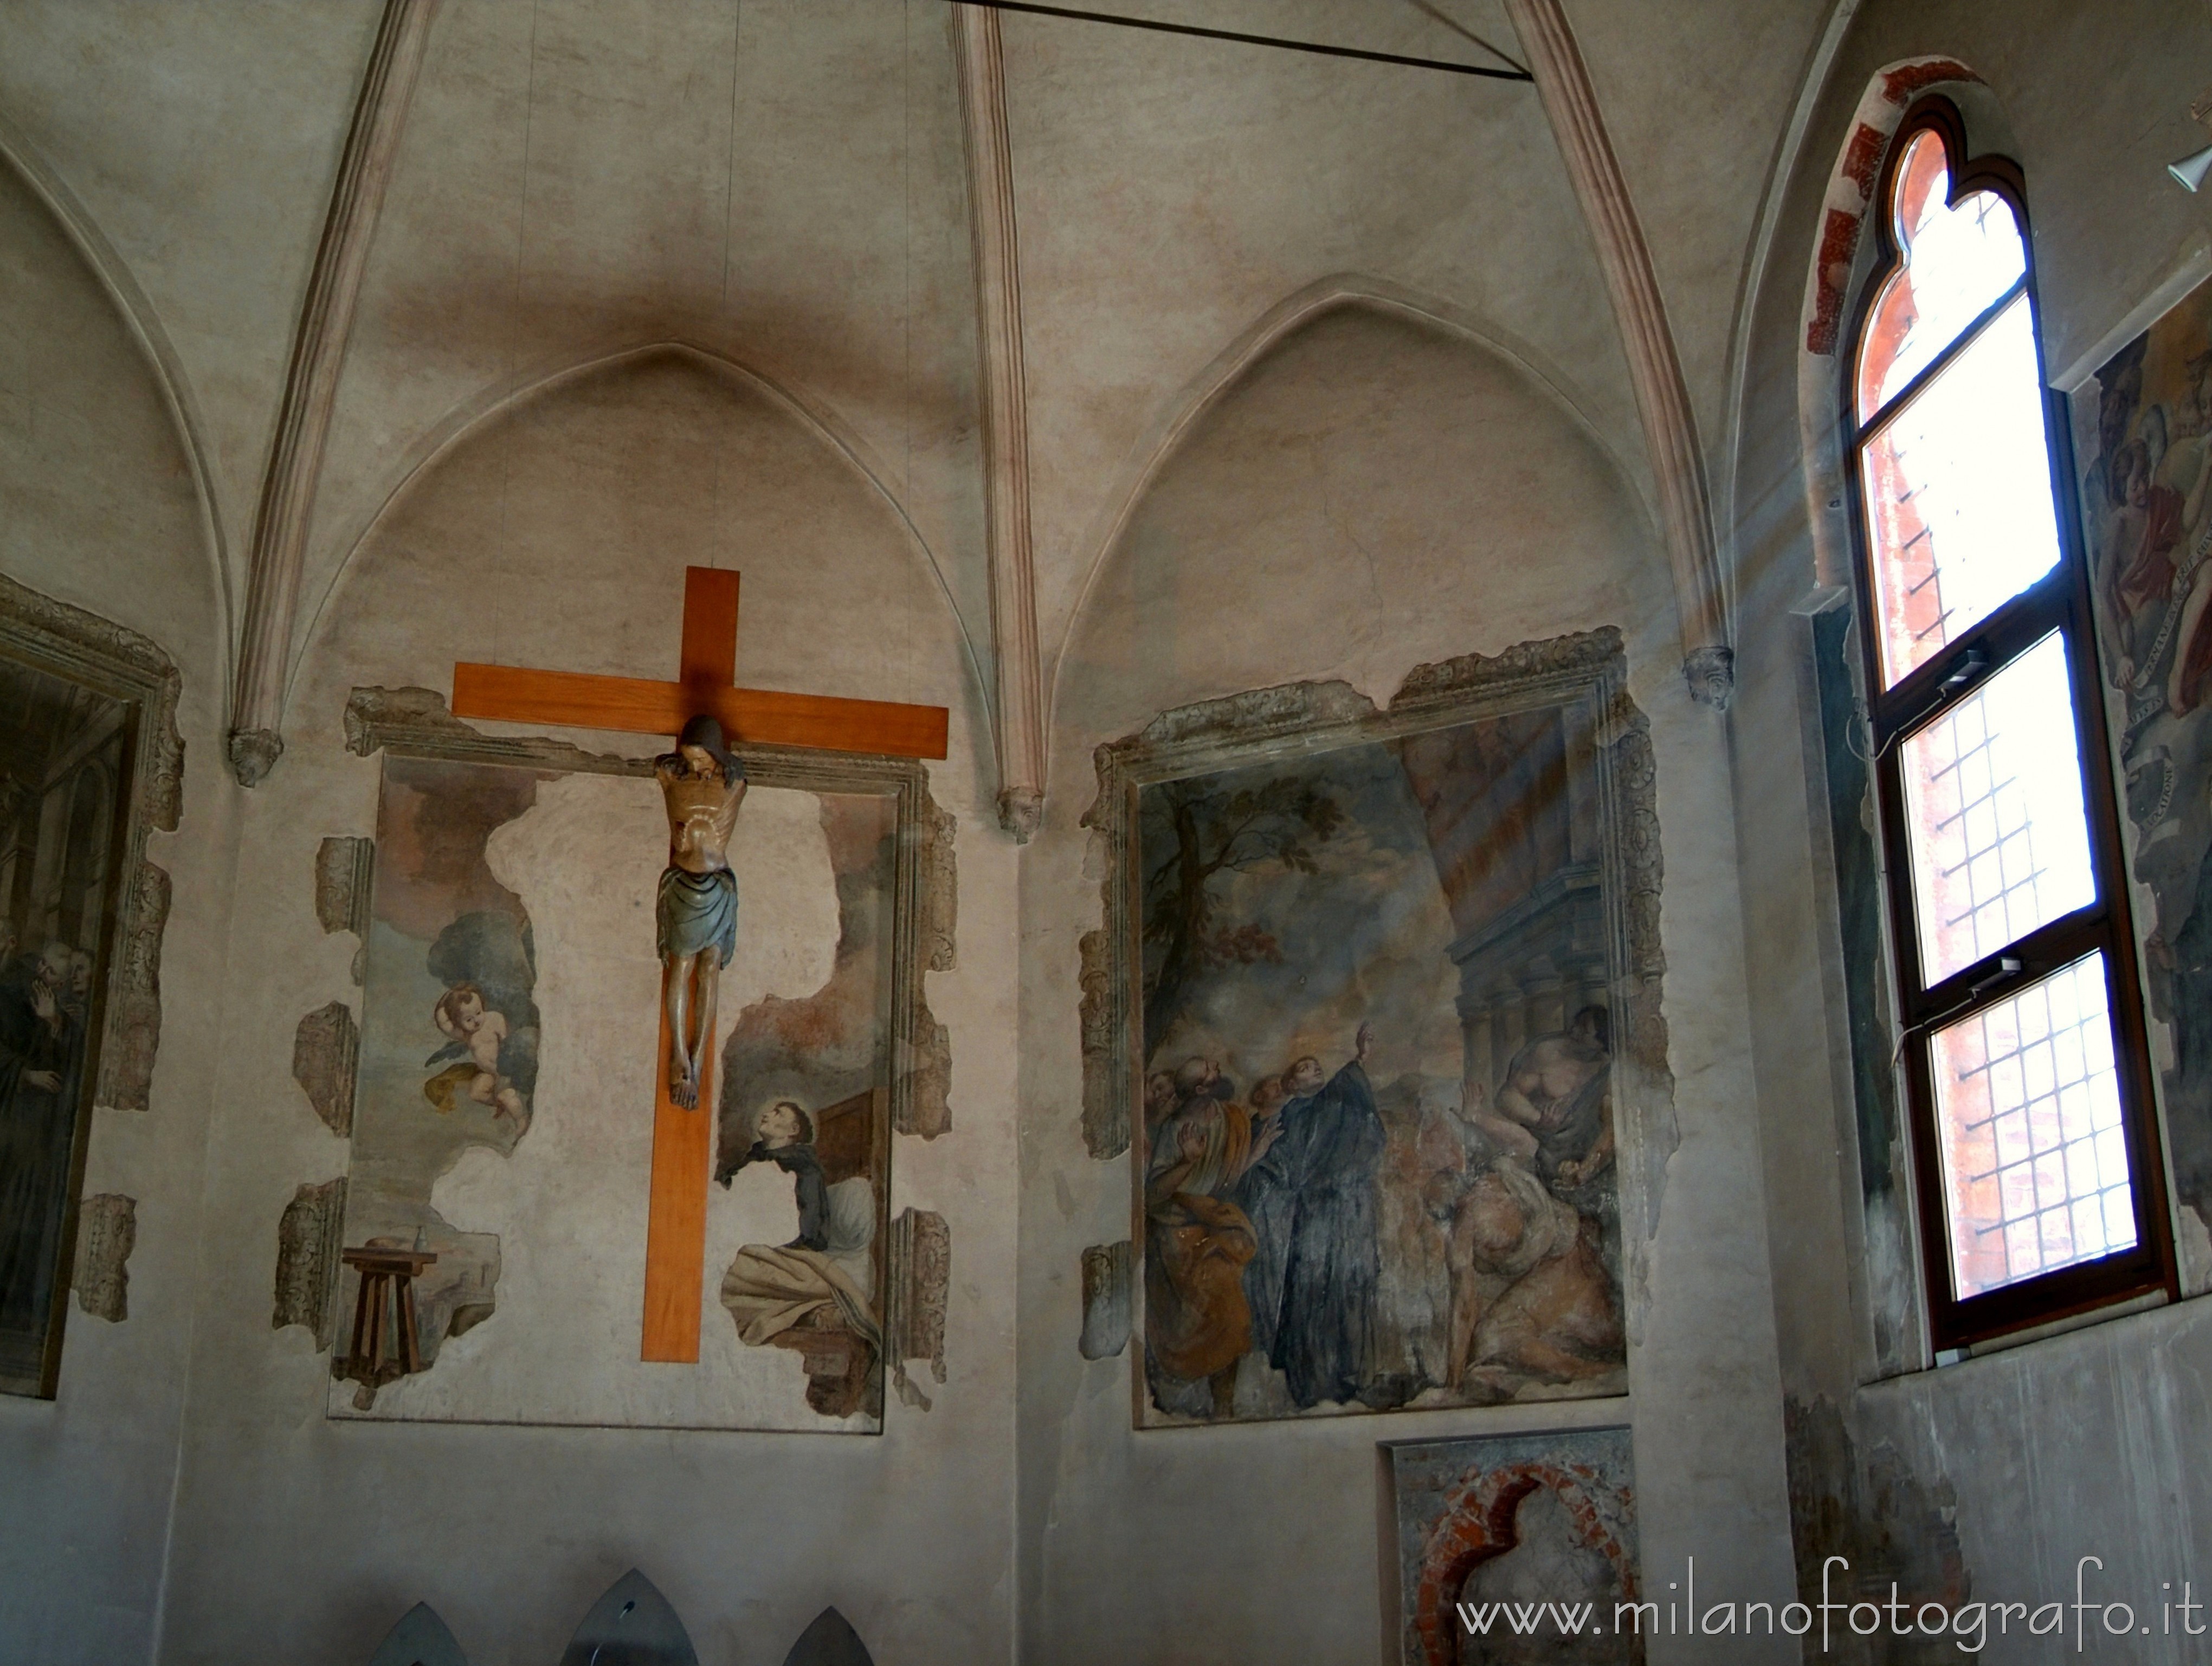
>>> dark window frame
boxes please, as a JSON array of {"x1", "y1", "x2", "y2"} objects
[{"x1": 1841, "y1": 95, "x2": 2177, "y2": 1349}]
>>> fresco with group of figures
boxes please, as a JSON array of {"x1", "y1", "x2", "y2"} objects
[
  {"x1": 2075, "y1": 274, "x2": 2212, "y2": 1262},
  {"x1": 1121, "y1": 648, "x2": 1649, "y2": 1425},
  {"x1": 0, "y1": 657, "x2": 131, "y2": 1396}
]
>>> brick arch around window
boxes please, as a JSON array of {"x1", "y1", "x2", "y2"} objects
[{"x1": 1805, "y1": 85, "x2": 2179, "y2": 1354}]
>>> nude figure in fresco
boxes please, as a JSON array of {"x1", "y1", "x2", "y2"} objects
[{"x1": 654, "y1": 715, "x2": 747, "y2": 1109}]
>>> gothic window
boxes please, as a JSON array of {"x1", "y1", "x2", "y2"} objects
[{"x1": 1845, "y1": 99, "x2": 2174, "y2": 1346}]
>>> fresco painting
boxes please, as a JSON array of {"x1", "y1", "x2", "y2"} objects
[
  {"x1": 1386, "y1": 1425, "x2": 1641, "y2": 1665},
  {"x1": 2076, "y1": 279, "x2": 2212, "y2": 1265},
  {"x1": 336, "y1": 754, "x2": 899, "y2": 1431},
  {"x1": 1136, "y1": 699, "x2": 1628, "y2": 1423},
  {"x1": 334, "y1": 755, "x2": 540, "y2": 1410}
]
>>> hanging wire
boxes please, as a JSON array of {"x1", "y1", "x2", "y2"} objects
[
  {"x1": 948, "y1": 0, "x2": 1533, "y2": 80},
  {"x1": 1395, "y1": 0, "x2": 1530, "y2": 78}
]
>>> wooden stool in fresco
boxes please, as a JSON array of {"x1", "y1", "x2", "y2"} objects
[{"x1": 341, "y1": 1247, "x2": 436, "y2": 1379}]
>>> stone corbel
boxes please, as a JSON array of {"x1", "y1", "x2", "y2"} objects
[
  {"x1": 953, "y1": 5, "x2": 1050, "y2": 835},
  {"x1": 228, "y1": 0, "x2": 442, "y2": 784},
  {"x1": 1500, "y1": 0, "x2": 1733, "y2": 709}
]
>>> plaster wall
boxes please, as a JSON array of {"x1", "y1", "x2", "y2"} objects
[
  {"x1": 992, "y1": 0, "x2": 1652, "y2": 703},
  {"x1": 0, "y1": 0, "x2": 385, "y2": 610},
  {"x1": 1017, "y1": 301, "x2": 1797, "y2": 1664},
  {"x1": 1727, "y1": 0, "x2": 2212, "y2": 1648},
  {"x1": 148, "y1": 352, "x2": 1018, "y2": 1665},
  {"x1": 300, "y1": 0, "x2": 992, "y2": 740},
  {"x1": 0, "y1": 156, "x2": 237, "y2": 1663}
]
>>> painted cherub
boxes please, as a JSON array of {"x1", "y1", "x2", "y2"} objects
[{"x1": 425, "y1": 981, "x2": 526, "y2": 1125}]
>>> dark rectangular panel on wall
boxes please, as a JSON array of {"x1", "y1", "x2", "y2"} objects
[{"x1": 0, "y1": 658, "x2": 134, "y2": 1397}]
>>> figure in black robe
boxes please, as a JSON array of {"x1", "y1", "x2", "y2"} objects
[
  {"x1": 1227, "y1": 1083, "x2": 1295, "y2": 1362},
  {"x1": 1244, "y1": 1025, "x2": 1384, "y2": 1409},
  {"x1": 0, "y1": 947, "x2": 82, "y2": 1342},
  {"x1": 716, "y1": 1099, "x2": 828, "y2": 1251}
]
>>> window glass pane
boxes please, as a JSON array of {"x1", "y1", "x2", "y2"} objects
[
  {"x1": 1855, "y1": 130, "x2": 2027, "y2": 421},
  {"x1": 1859, "y1": 297, "x2": 2063, "y2": 689},
  {"x1": 1899, "y1": 632, "x2": 2096, "y2": 984},
  {"x1": 1930, "y1": 953, "x2": 2135, "y2": 1299}
]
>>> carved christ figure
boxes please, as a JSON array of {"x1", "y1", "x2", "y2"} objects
[{"x1": 655, "y1": 715, "x2": 747, "y2": 1108}]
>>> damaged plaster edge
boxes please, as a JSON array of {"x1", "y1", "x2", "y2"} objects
[
  {"x1": 71, "y1": 1193, "x2": 136, "y2": 1322},
  {"x1": 273, "y1": 1175, "x2": 348, "y2": 1352},
  {"x1": 1783, "y1": 1391, "x2": 1971, "y2": 1610},
  {"x1": 920, "y1": 788, "x2": 956, "y2": 975},
  {"x1": 96, "y1": 857, "x2": 169, "y2": 1113},
  {"x1": 1598, "y1": 678, "x2": 1679, "y2": 1347},
  {"x1": 897, "y1": 1000, "x2": 952, "y2": 1140},
  {"x1": 292, "y1": 999, "x2": 360, "y2": 1139},
  {"x1": 313, "y1": 834, "x2": 374, "y2": 939},
  {"x1": 895, "y1": 769, "x2": 955, "y2": 1138},
  {"x1": 1079, "y1": 1239, "x2": 1132, "y2": 1360},
  {"x1": 887, "y1": 1207, "x2": 950, "y2": 1407}
]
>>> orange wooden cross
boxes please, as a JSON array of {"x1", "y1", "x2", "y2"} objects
[{"x1": 452, "y1": 567, "x2": 947, "y2": 1364}]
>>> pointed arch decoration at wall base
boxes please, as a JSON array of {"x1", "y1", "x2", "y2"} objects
[
  {"x1": 227, "y1": 0, "x2": 442, "y2": 786},
  {"x1": 1501, "y1": 0, "x2": 1733, "y2": 708}
]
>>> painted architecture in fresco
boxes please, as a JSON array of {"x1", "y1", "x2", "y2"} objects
[
  {"x1": 1387, "y1": 1426, "x2": 1641, "y2": 1665},
  {"x1": 0, "y1": 657, "x2": 130, "y2": 1395},
  {"x1": 2078, "y1": 276, "x2": 2212, "y2": 1258},
  {"x1": 1136, "y1": 700, "x2": 1627, "y2": 1422}
]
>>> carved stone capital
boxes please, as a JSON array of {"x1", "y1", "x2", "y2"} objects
[
  {"x1": 996, "y1": 785, "x2": 1043, "y2": 843},
  {"x1": 228, "y1": 726, "x2": 283, "y2": 787},
  {"x1": 1682, "y1": 645, "x2": 1735, "y2": 710}
]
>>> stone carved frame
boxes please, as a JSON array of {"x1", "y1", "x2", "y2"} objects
[
  {"x1": 338, "y1": 687, "x2": 953, "y2": 1392},
  {"x1": 1080, "y1": 628, "x2": 1674, "y2": 1424},
  {"x1": 0, "y1": 572, "x2": 184, "y2": 1395}
]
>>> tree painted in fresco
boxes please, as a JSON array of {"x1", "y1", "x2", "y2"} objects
[{"x1": 1138, "y1": 775, "x2": 1344, "y2": 1049}]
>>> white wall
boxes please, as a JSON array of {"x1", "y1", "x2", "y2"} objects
[
  {"x1": 1018, "y1": 301, "x2": 1797, "y2": 1664},
  {"x1": 0, "y1": 151, "x2": 237, "y2": 1665}
]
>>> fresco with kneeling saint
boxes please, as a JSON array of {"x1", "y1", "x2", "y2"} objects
[
  {"x1": 1113, "y1": 641, "x2": 1655, "y2": 1425},
  {"x1": 327, "y1": 706, "x2": 923, "y2": 1433}
]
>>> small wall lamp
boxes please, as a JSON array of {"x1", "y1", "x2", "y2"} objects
[{"x1": 2171, "y1": 93, "x2": 2212, "y2": 191}]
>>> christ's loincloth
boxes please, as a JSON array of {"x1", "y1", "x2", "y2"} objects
[{"x1": 656, "y1": 865, "x2": 738, "y2": 967}]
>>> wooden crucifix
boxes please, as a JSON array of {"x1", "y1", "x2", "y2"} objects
[{"x1": 451, "y1": 568, "x2": 947, "y2": 1363}]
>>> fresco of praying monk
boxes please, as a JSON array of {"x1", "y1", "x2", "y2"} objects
[{"x1": 655, "y1": 714, "x2": 747, "y2": 1108}]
